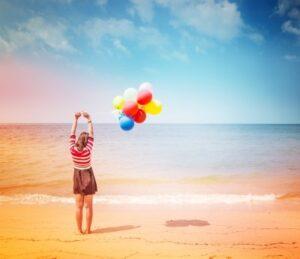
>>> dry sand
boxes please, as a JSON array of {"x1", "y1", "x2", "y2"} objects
[{"x1": 0, "y1": 200, "x2": 300, "y2": 258}]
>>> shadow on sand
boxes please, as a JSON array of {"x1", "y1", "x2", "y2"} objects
[
  {"x1": 92, "y1": 225, "x2": 141, "y2": 234},
  {"x1": 165, "y1": 219, "x2": 210, "y2": 227}
]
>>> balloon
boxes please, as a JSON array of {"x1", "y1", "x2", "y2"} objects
[
  {"x1": 144, "y1": 99, "x2": 162, "y2": 115},
  {"x1": 137, "y1": 90, "x2": 152, "y2": 105},
  {"x1": 112, "y1": 110, "x2": 122, "y2": 119},
  {"x1": 119, "y1": 115, "x2": 134, "y2": 131},
  {"x1": 122, "y1": 101, "x2": 138, "y2": 117},
  {"x1": 112, "y1": 82, "x2": 162, "y2": 130},
  {"x1": 123, "y1": 88, "x2": 137, "y2": 101},
  {"x1": 139, "y1": 82, "x2": 153, "y2": 94},
  {"x1": 112, "y1": 95, "x2": 125, "y2": 110},
  {"x1": 133, "y1": 109, "x2": 146, "y2": 123}
]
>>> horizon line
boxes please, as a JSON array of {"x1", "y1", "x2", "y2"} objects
[{"x1": 0, "y1": 122, "x2": 300, "y2": 125}]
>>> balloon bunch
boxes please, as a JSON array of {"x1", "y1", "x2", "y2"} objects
[{"x1": 112, "y1": 82, "x2": 162, "y2": 131}]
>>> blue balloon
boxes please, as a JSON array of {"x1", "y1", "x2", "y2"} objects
[{"x1": 119, "y1": 115, "x2": 134, "y2": 131}]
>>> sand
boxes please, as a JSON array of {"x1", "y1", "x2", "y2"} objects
[{"x1": 0, "y1": 201, "x2": 300, "y2": 259}]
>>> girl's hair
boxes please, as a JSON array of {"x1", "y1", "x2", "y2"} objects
[{"x1": 76, "y1": 132, "x2": 89, "y2": 151}]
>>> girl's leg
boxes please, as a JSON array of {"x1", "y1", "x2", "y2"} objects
[
  {"x1": 84, "y1": 194, "x2": 93, "y2": 234},
  {"x1": 75, "y1": 194, "x2": 84, "y2": 234}
]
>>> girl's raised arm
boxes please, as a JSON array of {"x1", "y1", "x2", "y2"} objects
[
  {"x1": 82, "y1": 111, "x2": 94, "y2": 138},
  {"x1": 71, "y1": 112, "x2": 81, "y2": 135}
]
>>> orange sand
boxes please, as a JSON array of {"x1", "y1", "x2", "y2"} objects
[{"x1": 0, "y1": 201, "x2": 300, "y2": 258}]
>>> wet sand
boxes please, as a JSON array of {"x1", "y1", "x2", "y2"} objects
[{"x1": 0, "y1": 201, "x2": 299, "y2": 258}]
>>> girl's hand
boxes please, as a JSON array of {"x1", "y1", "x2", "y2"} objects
[
  {"x1": 82, "y1": 111, "x2": 91, "y2": 120},
  {"x1": 75, "y1": 112, "x2": 81, "y2": 120}
]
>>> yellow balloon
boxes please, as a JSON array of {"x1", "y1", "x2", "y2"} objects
[
  {"x1": 144, "y1": 100, "x2": 162, "y2": 115},
  {"x1": 112, "y1": 95, "x2": 125, "y2": 110}
]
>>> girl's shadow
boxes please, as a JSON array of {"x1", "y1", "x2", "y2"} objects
[{"x1": 92, "y1": 225, "x2": 140, "y2": 234}]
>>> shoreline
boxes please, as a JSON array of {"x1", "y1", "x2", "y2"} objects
[{"x1": 0, "y1": 192, "x2": 281, "y2": 206}]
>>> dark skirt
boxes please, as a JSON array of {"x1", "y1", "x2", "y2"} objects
[{"x1": 73, "y1": 167, "x2": 98, "y2": 195}]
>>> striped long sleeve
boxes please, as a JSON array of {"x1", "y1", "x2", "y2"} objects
[{"x1": 69, "y1": 135, "x2": 94, "y2": 170}]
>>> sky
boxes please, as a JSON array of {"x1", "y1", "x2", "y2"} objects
[{"x1": 0, "y1": 0, "x2": 299, "y2": 123}]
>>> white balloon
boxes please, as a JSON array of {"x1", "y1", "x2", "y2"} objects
[
  {"x1": 123, "y1": 88, "x2": 137, "y2": 101},
  {"x1": 112, "y1": 110, "x2": 122, "y2": 119},
  {"x1": 139, "y1": 82, "x2": 153, "y2": 93}
]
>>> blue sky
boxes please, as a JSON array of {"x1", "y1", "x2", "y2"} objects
[{"x1": 0, "y1": 0, "x2": 299, "y2": 123}]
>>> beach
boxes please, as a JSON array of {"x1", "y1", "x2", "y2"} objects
[{"x1": 1, "y1": 200, "x2": 300, "y2": 258}]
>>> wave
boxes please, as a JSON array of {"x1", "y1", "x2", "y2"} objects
[
  {"x1": 0, "y1": 193, "x2": 278, "y2": 205},
  {"x1": 277, "y1": 192, "x2": 300, "y2": 200},
  {"x1": 0, "y1": 176, "x2": 230, "y2": 191}
]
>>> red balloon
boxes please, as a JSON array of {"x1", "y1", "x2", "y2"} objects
[
  {"x1": 133, "y1": 109, "x2": 146, "y2": 123},
  {"x1": 137, "y1": 90, "x2": 152, "y2": 105},
  {"x1": 122, "y1": 101, "x2": 138, "y2": 117}
]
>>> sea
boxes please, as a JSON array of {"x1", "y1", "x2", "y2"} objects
[{"x1": 0, "y1": 124, "x2": 299, "y2": 205}]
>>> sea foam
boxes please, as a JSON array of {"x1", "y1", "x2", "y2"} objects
[{"x1": 0, "y1": 193, "x2": 277, "y2": 205}]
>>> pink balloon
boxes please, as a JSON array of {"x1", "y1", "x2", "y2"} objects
[
  {"x1": 137, "y1": 90, "x2": 152, "y2": 105},
  {"x1": 122, "y1": 101, "x2": 138, "y2": 117}
]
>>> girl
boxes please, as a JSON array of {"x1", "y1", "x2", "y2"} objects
[{"x1": 69, "y1": 111, "x2": 98, "y2": 234}]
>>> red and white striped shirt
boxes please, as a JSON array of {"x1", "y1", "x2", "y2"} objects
[{"x1": 69, "y1": 134, "x2": 94, "y2": 170}]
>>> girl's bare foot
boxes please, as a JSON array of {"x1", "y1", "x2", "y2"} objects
[
  {"x1": 84, "y1": 229, "x2": 92, "y2": 234},
  {"x1": 78, "y1": 229, "x2": 84, "y2": 235}
]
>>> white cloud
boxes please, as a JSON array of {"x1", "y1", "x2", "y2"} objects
[
  {"x1": 193, "y1": 37, "x2": 215, "y2": 54},
  {"x1": 276, "y1": 0, "x2": 300, "y2": 16},
  {"x1": 129, "y1": 0, "x2": 154, "y2": 22},
  {"x1": 284, "y1": 54, "x2": 299, "y2": 61},
  {"x1": 96, "y1": 0, "x2": 108, "y2": 6},
  {"x1": 137, "y1": 26, "x2": 168, "y2": 47},
  {"x1": 0, "y1": 36, "x2": 13, "y2": 53},
  {"x1": 83, "y1": 18, "x2": 136, "y2": 47},
  {"x1": 113, "y1": 39, "x2": 130, "y2": 55},
  {"x1": 129, "y1": 0, "x2": 262, "y2": 44},
  {"x1": 155, "y1": 0, "x2": 244, "y2": 41},
  {"x1": 247, "y1": 32, "x2": 265, "y2": 44},
  {"x1": 282, "y1": 20, "x2": 300, "y2": 36},
  {"x1": 195, "y1": 45, "x2": 204, "y2": 54},
  {"x1": 82, "y1": 18, "x2": 168, "y2": 52},
  {"x1": 172, "y1": 51, "x2": 189, "y2": 62},
  {"x1": 277, "y1": 0, "x2": 292, "y2": 15},
  {"x1": 54, "y1": 0, "x2": 73, "y2": 3},
  {"x1": 25, "y1": 17, "x2": 75, "y2": 52},
  {"x1": 127, "y1": 7, "x2": 136, "y2": 18},
  {"x1": 289, "y1": 7, "x2": 300, "y2": 19},
  {"x1": 0, "y1": 17, "x2": 75, "y2": 54},
  {"x1": 142, "y1": 66, "x2": 158, "y2": 74},
  {"x1": 32, "y1": 0, "x2": 73, "y2": 3},
  {"x1": 276, "y1": 0, "x2": 300, "y2": 39}
]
